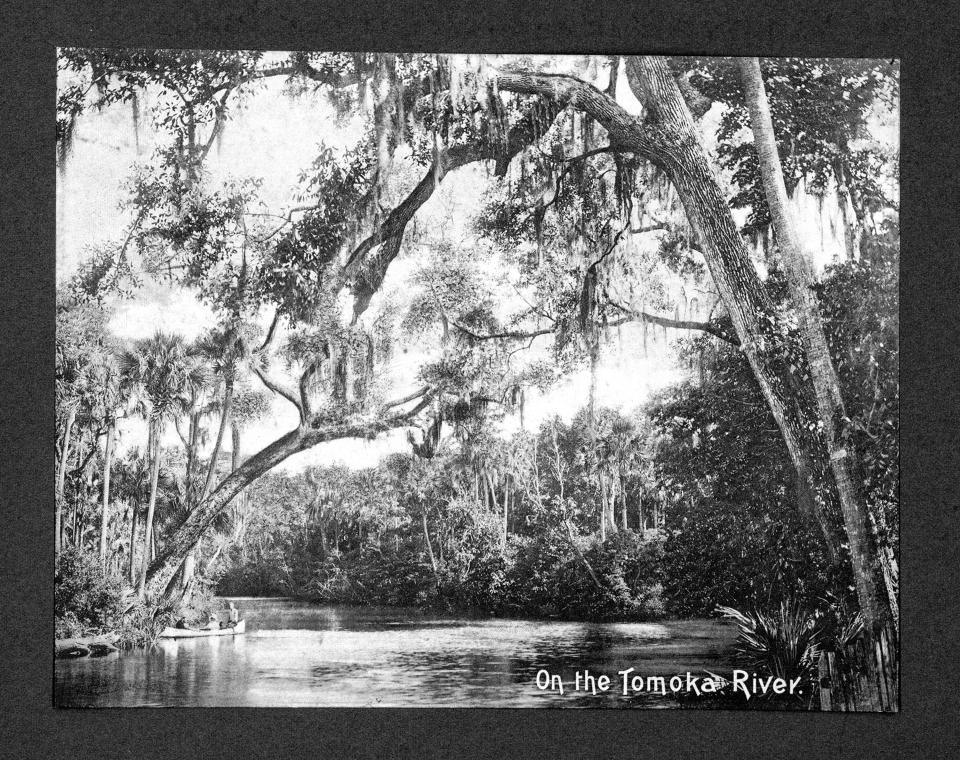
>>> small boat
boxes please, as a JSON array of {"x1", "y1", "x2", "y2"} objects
[{"x1": 158, "y1": 619, "x2": 246, "y2": 639}]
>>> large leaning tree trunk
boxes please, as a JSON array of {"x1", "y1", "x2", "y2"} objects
[
  {"x1": 738, "y1": 57, "x2": 898, "y2": 638},
  {"x1": 495, "y1": 59, "x2": 850, "y2": 567},
  {"x1": 143, "y1": 390, "x2": 432, "y2": 598},
  {"x1": 176, "y1": 377, "x2": 234, "y2": 597}
]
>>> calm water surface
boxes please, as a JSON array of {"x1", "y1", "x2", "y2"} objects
[{"x1": 55, "y1": 598, "x2": 737, "y2": 707}]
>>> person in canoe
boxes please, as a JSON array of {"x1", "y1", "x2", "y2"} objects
[
  {"x1": 203, "y1": 613, "x2": 220, "y2": 631},
  {"x1": 219, "y1": 602, "x2": 240, "y2": 629}
]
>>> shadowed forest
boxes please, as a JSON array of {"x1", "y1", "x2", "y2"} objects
[{"x1": 55, "y1": 52, "x2": 898, "y2": 708}]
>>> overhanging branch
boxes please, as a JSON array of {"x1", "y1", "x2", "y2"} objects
[
  {"x1": 451, "y1": 320, "x2": 555, "y2": 342},
  {"x1": 344, "y1": 100, "x2": 563, "y2": 320},
  {"x1": 607, "y1": 304, "x2": 739, "y2": 345}
]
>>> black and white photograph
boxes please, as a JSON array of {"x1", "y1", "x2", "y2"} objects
[{"x1": 53, "y1": 51, "x2": 900, "y2": 710}]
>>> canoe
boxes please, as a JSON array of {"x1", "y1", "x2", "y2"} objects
[{"x1": 158, "y1": 619, "x2": 246, "y2": 639}]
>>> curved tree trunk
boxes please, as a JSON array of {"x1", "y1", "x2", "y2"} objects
[
  {"x1": 496, "y1": 59, "x2": 851, "y2": 566},
  {"x1": 98, "y1": 418, "x2": 114, "y2": 568},
  {"x1": 738, "y1": 57, "x2": 898, "y2": 638},
  {"x1": 145, "y1": 427, "x2": 307, "y2": 597},
  {"x1": 144, "y1": 396, "x2": 431, "y2": 598}
]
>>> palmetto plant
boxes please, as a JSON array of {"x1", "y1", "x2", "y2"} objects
[
  {"x1": 120, "y1": 332, "x2": 211, "y2": 597},
  {"x1": 717, "y1": 600, "x2": 823, "y2": 685}
]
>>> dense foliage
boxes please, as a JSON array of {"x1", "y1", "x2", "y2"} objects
[
  {"x1": 55, "y1": 548, "x2": 128, "y2": 638},
  {"x1": 55, "y1": 49, "x2": 898, "y2": 703}
]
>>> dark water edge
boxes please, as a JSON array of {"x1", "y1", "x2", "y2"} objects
[{"x1": 53, "y1": 597, "x2": 779, "y2": 709}]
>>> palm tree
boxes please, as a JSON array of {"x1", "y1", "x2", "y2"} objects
[
  {"x1": 121, "y1": 332, "x2": 210, "y2": 598},
  {"x1": 606, "y1": 416, "x2": 641, "y2": 531},
  {"x1": 173, "y1": 326, "x2": 253, "y2": 595},
  {"x1": 195, "y1": 325, "x2": 248, "y2": 503},
  {"x1": 112, "y1": 451, "x2": 177, "y2": 584},
  {"x1": 90, "y1": 350, "x2": 133, "y2": 569}
]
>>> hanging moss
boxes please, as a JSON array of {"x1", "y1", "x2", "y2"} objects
[
  {"x1": 131, "y1": 90, "x2": 141, "y2": 155},
  {"x1": 56, "y1": 115, "x2": 75, "y2": 172}
]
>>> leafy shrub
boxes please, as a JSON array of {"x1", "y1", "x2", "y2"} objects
[
  {"x1": 216, "y1": 553, "x2": 295, "y2": 597},
  {"x1": 500, "y1": 529, "x2": 665, "y2": 620},
  {"x1": 500, "y1": 531, "x2": 572, "y2": 616},
  {"x1": 55, "y1": 548, "x2": 128, "y2": 637},
  {"x1": 717, "y1": 600, "x2": 822, "y2": 688},
  {"x1": 303, "y1": 543, "x2": 438, "y2": 608},
  {"x1": 435, "y1": 520, "x2": 509, "y2": 612},
  {"x1": 660, "y1": 500, "x2": 835, "y2": 617},
  {"x1": 556, "y1": 531, "x2": 665, "y2": 620},
  {"x1": 116, "y1": 598, "x2": 179, "y2": 648}
]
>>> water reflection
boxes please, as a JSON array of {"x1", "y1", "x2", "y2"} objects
[{"x1": 55, "y1": 599, "x2": 737, "y2": 707}]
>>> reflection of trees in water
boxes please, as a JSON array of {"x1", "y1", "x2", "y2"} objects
[
  {"x1": 56, "y1": 609, "x2": 735, "y2": 707},
  {"x1": 251, "y1": 600, "x2": 344, "y2": 632},
  {"x1": 372, "y1": 622, "x2": 669, "y2": 706}
]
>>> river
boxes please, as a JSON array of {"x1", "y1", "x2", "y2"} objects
[{"x1": 55, "y1": 598, "x2": 739, "y2": 707}]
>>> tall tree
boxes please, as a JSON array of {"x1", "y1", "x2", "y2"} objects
[
  {"x1": 121, "y1": 333, "x2": 209, "y2": 597},
  {"x1": 59, "y1": 52, "x2": 898, "y2": 619},
  {"x1": 737, "y1": 57, "x2": 898, "y2": 639}
]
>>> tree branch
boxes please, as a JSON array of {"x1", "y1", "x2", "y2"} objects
[
  {"x1": 257, "y1": 309, "x2": 281, "y2": 353},
  {"x1": 298, "y1": 360, "x2": 318, "y2": 422},
  {"x1": 494, "y1": 70, "x2": 661, "y2": 159},
  {"x1": 197, "y1": 93, "x2": 230, "y2": 162},
  {"x1": 381, "y1": 385, "x2": 431, "y2": 411},
  {"x1": 630, "y1": 221, "x2": 669, "y2": 234},
  {"x1": 607, "y1": 303, "x2": 740, "y2": 345},
  {"x1": 450, "y1": 320, "x2": 555, "y2": 342},
  {"x1": 344, "y1": 100, "x2": 563, "y2": 320},
  {"x1": 252, "y1": 365, "x2": 303, "y2": 420}
]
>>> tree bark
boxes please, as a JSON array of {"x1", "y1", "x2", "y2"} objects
[
  {"x1": 502, "y1": 475, "x2": 510, "y2": 547},
  {"x1": 200, "y1": 378, "x2": 233, "y2": 502},
  {"x1": 144, "y1": 394, "x2": 431, "y2": 598},
  {"x1": 344, "y1": 100, "x2": 562, "y2": 318},
  {"x1": 179, "y1": 410, "x2": 201, "y2": 596},
  {"x1": 620, "y1": 475, "x2": 629, "y2": 531},
  {"x1": 421, "y1": 509, "x2": 439, "y2": 583},
  {"x1": 55, "y1": 404, "x2": 77, "y2": 554},
  {"x1": 495, "y1": 59, "x2": 850, "y2": 566},
  {"x1": 138, "y1": 420, "x2": 162, "y2": 598},
  {"x1": 128, "y1": 504, "x2": 139, "y2": 584},
  {"x1": 98, "y1": 418, "x2": 114, "y2": 568},
  {"x1": 563, "y1": 518, "x2": 604, "y2": 592},
  {"x1": 738, "y1": 57, "x2": 898, "y2": 637},
  {"x1": 231, "y1": 422, "x2": 245, "y2": 511},
  {"x1": 485, "y1": 470, "x2": 500, "y2": 516},
  {"x1": 70, "y1": 435, "x2": 84, "y2": 548}
]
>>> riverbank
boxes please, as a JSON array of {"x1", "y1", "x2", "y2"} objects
[{"x1": 55, "y1": 632, "x2": 119, "y2": 659}]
